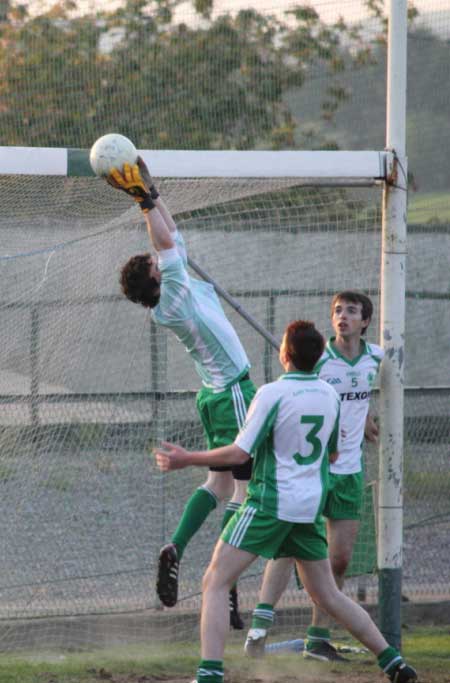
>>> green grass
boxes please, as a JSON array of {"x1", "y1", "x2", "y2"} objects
[
  {"x1": 408, "y1": 192, "x2": 450, "y2": 224},
  {"x1": 0, "y1": 626, "x2": 448, "y2": 682}
]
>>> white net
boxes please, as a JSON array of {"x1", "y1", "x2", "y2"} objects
[{"x1": 0, "y1": 171, "x2": 448, "y2": 652}]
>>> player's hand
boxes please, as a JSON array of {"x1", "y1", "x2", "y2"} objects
[
  {"x1": 154, "y1": 441, "x2": 191, "y2": 471},
  {"x1": 329, "y1": 450, "x2": 339, "y2": 464},
  {"x1": 364, "y1": 415, "x2": 379, "y2": 443},
  {"x1": 134, "y1": 156, "x2": 152, "y2": 188},
  {"x1": 107, "y1": 162, "x2": 154, "y2": 211}
]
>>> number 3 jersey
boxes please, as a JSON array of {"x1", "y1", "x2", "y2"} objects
[
  {"x1": 315, "y1": 338, "x2": 384, "y2": 476},
  {"x1": 235, "y1": 371, "x2": 340, "y2": 523}
]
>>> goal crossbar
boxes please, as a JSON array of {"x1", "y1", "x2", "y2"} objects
[{"x1": 0, "y1": 147, "x2": 391, "y2": 181}]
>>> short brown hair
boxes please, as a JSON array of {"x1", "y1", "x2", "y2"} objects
[
  {"x1": 120, "y1": 253, "x2": 161, "y2": 308},
  {"x1": 283, "y1": 320, "x2": 325, "y2": 371},
  {"x1": 330, "y1": 290, "x2": 373, "y2": 335}
]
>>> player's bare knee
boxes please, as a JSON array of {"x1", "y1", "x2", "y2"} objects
[
  {"x1": 203, "y1": 472, "x2": 234, "y2": 501},
  {"x1": 230, "y1": 479, "x2": 248, "y2": 504},
  {"x1": 202, "y1": 566, "x2": 230, "y2": 595},
  {"x1": 330, "y1": 553, "x2": 351, "y2": 579}
]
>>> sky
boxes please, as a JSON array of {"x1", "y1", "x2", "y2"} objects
[
  {"x1": 175, "y1": 0, "x2": 450, "y2": 36},
  {"x1": 25, "y1": 0, "x2": 450, "y2": 37}
]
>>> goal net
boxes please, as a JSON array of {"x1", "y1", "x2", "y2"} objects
[{"x1": 0, "y1": 149, "x2": 448, "y2": 652}]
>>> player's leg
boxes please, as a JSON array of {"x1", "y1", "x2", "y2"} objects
[
  {"x1": 244, "y1": 557, "x2": 294, "y2": 656},
  {"x1": 199, "y1": 541, "x2": 256, "y2": 661},
  {"x1": 225, "y1": 477, "x2": 248, "y2": 629},
  {"x1": 297, "y1": 558, "x2": 417, "y2": 682},
  {"x1": 193, "y1": 504, "x2": 295, "y2": 683},
  {"x1": 305, "y1": 472, "x2": 363, "y2": 661},
  {"x1": 157, "y1": 386, "x2": 234, "y2": 607},
  {"x1": 157, "y1": 469, "x2": 234, "y2": 607},
  {"x1": 213, "y1": 377, "x2": 257, "y2": 629},
  {"x1": 304, "y1": 517, "x2": 359, "y2": 660}
]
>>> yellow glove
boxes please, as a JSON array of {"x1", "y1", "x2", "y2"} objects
[{"x1": 107, "y1": 162, "x2": 154, "y2": 212}]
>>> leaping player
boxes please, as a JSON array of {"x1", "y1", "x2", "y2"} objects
[{"x1": 107, "y1": 158, "x2": 256, "y2": 628}]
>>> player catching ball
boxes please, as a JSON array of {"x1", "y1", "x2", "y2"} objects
[
  {"x1": 107, "y1": 158, "x2": 256, "y2": 628},
  {"x1": 154, "y1": 320, "x2": 417, "y2": 683}
]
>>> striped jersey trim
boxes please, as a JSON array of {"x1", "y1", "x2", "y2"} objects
[
  {"x1": 228, "y1": 506, "x2": 256, "y2": 547},
  {"x1": 231, "y1": 382, "x2": 247, "y2": 428}
]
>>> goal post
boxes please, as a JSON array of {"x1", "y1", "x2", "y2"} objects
[
  {"x1": 1, "y1": 140, "x2": 447, "y2": 655},
  {"x1": 378, "y1": 0, "x2": 408, "y2": 651},
  {"x1": 0, "y1": 147, "x2": 391, "y2": 181},
  {"x1": 0, "y1": 149, "x2": 390, "y2": 651}
]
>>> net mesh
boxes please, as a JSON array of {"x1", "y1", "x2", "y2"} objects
[{"x1": 0, "y1": 173, "x2": 448, "y2": 651}]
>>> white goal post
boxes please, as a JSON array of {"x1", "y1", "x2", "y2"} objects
[
  {"x1": 0, "y1": 147, "x2": 392, "y2": 181},
  {"x1": 0, "y1": 142, "x2": 410, "y2": 653}
]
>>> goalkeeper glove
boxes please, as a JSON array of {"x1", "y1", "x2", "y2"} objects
[
  {"x1": 136, "y1": 156, "x2": 159, "y2": 200},
  {"x1": 107, "y1": 161, "x2": 157, "y2": 212}
]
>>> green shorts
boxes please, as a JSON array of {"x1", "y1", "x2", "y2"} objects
[
  {"x1": 221, "y1": 502, "x2": 328, "y2": 562},
  {"x1": 196, "y1": 375, "x2": 257, "y2": 480},
  {"x1": 322, "y1": 471, "x2": 364, "y2": 520}
]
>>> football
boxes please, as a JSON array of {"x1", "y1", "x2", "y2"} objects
[{"x1": 89, "y1": 133, "x2": 138, "y2": 177}]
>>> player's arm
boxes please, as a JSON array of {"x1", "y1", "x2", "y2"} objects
[
  {"x1": 364, "y1": 414, "x2": 379, "y2": 443},
  {"x1": 154, "y1": 441, "x2": 250, "y2": 471},
  {"x1": 143, "y1": 209, "x2": 174, "y2": 252},
  {"x1": 327, "y1": 401, "x2": 341, "y2": 464},
  {"x1": 106, "y1": 158, "x2": 175, "y2": 251}
]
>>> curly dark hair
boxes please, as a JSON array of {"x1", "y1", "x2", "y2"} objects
[
  {"x1": 283, "y1": 320, "x2": 325, "y2": 371},
  {"x1": 119, "y1": 253, "x2": 161, "y2": 308},
  {"x1": 330, "y1": 290, "x2": 373, "y2": 335}
]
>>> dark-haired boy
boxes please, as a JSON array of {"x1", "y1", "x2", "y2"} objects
[
  {"x1": 108, "y1": 160, "x2": 256, "y2": 626},
  {"x1": 245, "y1": 290, "x2": 389, "y2": 660},
  {"x1": 154, "y1": 319, "x2": 417, "y2": 683}
]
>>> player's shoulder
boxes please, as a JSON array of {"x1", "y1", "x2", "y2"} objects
[
  {"x1": 316, "y1": 376, "x2": 340, "y2": 403},
  {"x1": 314, "y1": 344, "x2": 334, "y2": 372},
  {"x1": 256, "y1": 379, "x2": 285, "y2": 401},
  {"x1": 363, "y1": 340, "x2": 384, "y2": 362}
]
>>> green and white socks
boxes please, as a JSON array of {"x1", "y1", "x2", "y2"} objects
[
  {"x1": 305, "y1": 625, "x2": 331, "y2": 651},
  {"x1": 377, "y1": 645, "x2": 404, "y2": 677},
  {"x1": 249, "y1": 602, "x2": 275, "y2": 633},
  {"x1": 170, "y1": 492, "x2": 242, "y2": 561},
  {"x1": 171, "y1": 486, "x2": 217, "y2": 559},
  {"x1": 221, "y1": 501, "x2": 241, "y2": 531},
  {"x1": 195, "y1": 659, "x2": 224, "y2": 683}
]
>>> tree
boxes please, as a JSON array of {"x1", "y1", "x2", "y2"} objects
[{"x1": 0, "y1": 0, "x2": 387, "y2": 150}]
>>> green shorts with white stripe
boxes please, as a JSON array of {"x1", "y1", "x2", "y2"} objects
[
  {"x1": 196, "y1": 376, "x2": 256, "y2": 480},
  {"x1": 221, "y1": 503, "x2": 328, "y2": 562}
]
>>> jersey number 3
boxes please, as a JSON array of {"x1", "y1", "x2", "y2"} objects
[{"x1": 293, "y1": 415, "x2": 324, "y2": 465}]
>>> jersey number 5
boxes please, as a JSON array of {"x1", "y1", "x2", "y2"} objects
[{"x1": 293, "y1": 415, "x2": 324, "y2": 465}]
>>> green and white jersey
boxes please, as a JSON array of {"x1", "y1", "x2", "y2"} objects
[
  {"x1": 315, "y1": 338, "x2": 384, "y2": 475},
  {"x1": 235, "y1": 372, "x2": 340, "y2": 523},
  {"x1": 151, "y1": 230, "x2": 250, "y2": 391}
]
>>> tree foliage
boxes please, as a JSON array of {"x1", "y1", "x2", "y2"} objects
[{"x1": 0, "y1": 0, "x2": 384, "y2": 149}]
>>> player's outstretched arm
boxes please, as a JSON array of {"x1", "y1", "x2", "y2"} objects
[
  {"x1": 154, "y1": 196, "x2": 177, "y2": 235},
  {"x1": 107, "y1": 160, "x2": 174, "y2": 252},
  {"x1": 364, "y1": 414, "x2": 379, "y2": 443},
  {"x1": 154, "y1": 441, "x2": 249, "y2": 471}
]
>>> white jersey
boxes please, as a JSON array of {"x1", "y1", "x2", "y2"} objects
[
  {"x1": 315, "y1": 338, "x2": 384, "y2": 475},
  {"x1": 235, "y1": 371, "x2": 340, "y2": 523},
  {"x1": 151, "y1": 230, "x2": 250, "y2": 390}
]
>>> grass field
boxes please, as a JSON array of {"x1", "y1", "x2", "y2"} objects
[
  {"x1": 408, "y1": 191, "x2": 450, "y2": 224},
  {"x1": 0, "y1": 626, "x2": 448, "y2": 683}
]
